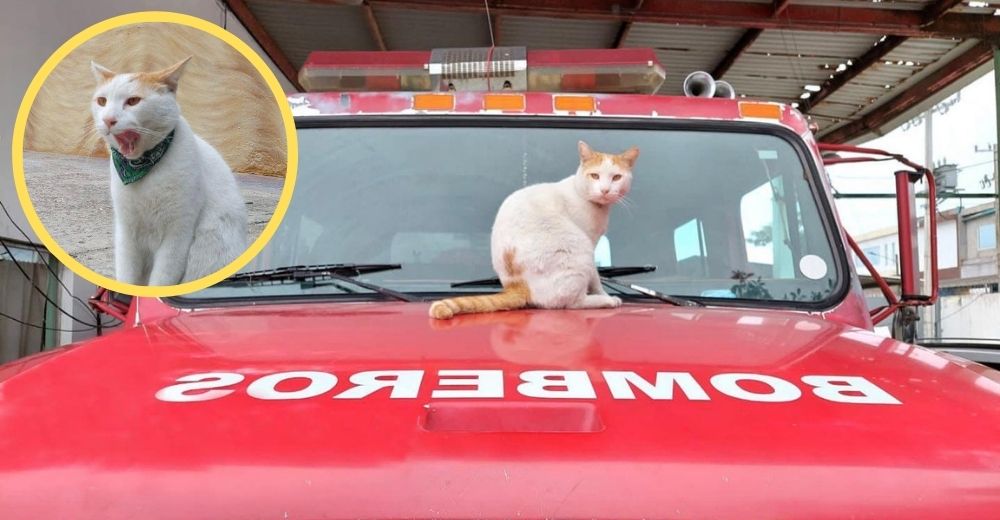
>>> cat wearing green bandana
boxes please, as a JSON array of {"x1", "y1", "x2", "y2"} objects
[{"x1": 91, "y1": 57, "x2": 248, "y2": 286}]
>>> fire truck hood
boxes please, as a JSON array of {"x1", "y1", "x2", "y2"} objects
[{"x1": 1, "y1": 302, "x2": 999, "y2": 519}]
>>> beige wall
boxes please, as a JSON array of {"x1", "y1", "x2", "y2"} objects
[
  {"x1": 24, "y1": 22, "x2": 287, "y2": 176},
  {"x1": 940, "y1": 292, "x2": 1000, "y2": 339}
]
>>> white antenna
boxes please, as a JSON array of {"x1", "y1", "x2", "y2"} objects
[{"x1": 484, "y1": 0, "x2": 495, "y2": 47}]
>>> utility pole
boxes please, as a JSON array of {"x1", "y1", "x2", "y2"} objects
[
  {"x1": 923, "y1": 107, "x2": 936, "y2": 340},
  {"x1": 994, "y1": 45, "x2": 1000, "y2": 294}
]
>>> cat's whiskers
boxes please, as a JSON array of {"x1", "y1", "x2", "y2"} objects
[
  {"x1": 617, "y1": 194, "x2": 636, "y2": 216},
  {"x1": 83, "y1": 124, "x2": 104, "y2": 140},
  {"x1": 81, "y1": 125, "x2": 108, "y2": 147}
]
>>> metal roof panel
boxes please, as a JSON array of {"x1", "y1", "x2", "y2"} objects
[
  {"x1": 374, "y1": 6, "x2": 492, "y2": 50},
  {"x1": 246, "y1": 0, "x2": 376, "y2": 67},
  {"x1": 499, "y1": 16, "x2": 620, "y2": 49}
]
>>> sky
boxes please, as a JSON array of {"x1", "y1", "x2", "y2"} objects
[{"x1": 828, "y1": 70, "x2": 998, "y2": 237}]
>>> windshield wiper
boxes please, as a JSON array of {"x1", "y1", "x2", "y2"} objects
[
  {"x1": 600, "y1": 277, "x2": 704, "y2": 307},
  {"x1": 221, "y1": 263, "x2": 415, "y2": 302},
  {"x1": 451, "y1": 264, "x2": 657, "y2": 288}
]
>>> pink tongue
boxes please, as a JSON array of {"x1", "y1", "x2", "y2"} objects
[{"x1": 114, "y1": 131, "x2": 140, "y2": 156}]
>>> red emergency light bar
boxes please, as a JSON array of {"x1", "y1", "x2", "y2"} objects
[
  {"x1": 299, "y1": 47, "x2": 666, "y2": 95},
  {"x1": 300, "y1": 50, "x2": 432, "y2": 92}
]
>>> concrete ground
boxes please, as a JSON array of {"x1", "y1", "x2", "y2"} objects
[{"x1": 23, "y1": 151, "x2": 283, "y2": 279}]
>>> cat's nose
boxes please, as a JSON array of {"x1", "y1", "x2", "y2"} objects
[
  {"x1": 103, "y1": 117, "x2": 117, "y2": 128},
  {"x1": 601, "y1": 187, "x2": 611, "y2": 194}
]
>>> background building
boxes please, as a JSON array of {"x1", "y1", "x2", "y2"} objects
[{"x1": 0, "y1": 0, "x2": 291, "y2": 364}]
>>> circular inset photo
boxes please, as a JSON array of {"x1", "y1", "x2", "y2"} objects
[{"x1": 12, "y1": 12, "x2": 297, "y2": 297}]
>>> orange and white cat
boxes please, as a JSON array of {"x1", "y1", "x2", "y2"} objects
[
  {"x1": 91, "y1": 58, "x2": 248, "y2": 286},
  {"x1": 430, "y1": 141, "x2": 638, "y2": 319}
]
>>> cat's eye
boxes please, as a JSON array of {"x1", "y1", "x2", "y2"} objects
[
  {"x1": 125, "y1": 96, "x2": 142, "y2": 106},
  {"x1": 96, "y1": 97, "x2": 106, "y2": 106},
  {"x1": 612, "y1": 174, "x2": 622, "y2": 181},
  {"x1": 589, "y1": 173, "x2": 600, "y2": 180}
]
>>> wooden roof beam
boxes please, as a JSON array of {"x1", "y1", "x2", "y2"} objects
[
  {"x1": 613, "y1": 0, "x2": 644, "y2": 49},
  {"x1": 800, "y1": 35, "x2": 906, "y2": 114},
  {"x1": 363, "y1": 1, "x2": 388, "y2": 51},
  {"x1": 922, "y1": 0, "x2": 966, "y2": 26},
  {"x1": 802, "y1": 0, "x2": 974, "y2": 115},
  {"x1": 224, "y1": 0, "x2": 303, "y2": 91},
  {"x1": 820, "y1": 42, "x2": 994, "y2": 144},
  {"x1": 356, "y1": 0, "x2": 1000, "y2": 39},
  {"x1": 711, "y1": 28, "x2": 762, "y2": 79},
  {"x1": 772, "y1": 0, "x2": 791, "y2": 18}
]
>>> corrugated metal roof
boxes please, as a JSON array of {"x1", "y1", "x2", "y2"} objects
[
  {"x1": 246, "y1": 0, "x2": 376, "y2": 67},
  {"x1": 791, "y1": 0, "x2": 932, "y2": 10},
  {"x1": 498, "y1": 16, "x2": 620, "y2": 49},
  {"x1": 813, "y1": 37, "x2": 970, "y2": 130},
  {"x1": 625, "y1": 24, "x2": 744, "y2": 95},
  {"x1": 374, "y1": 6, "x2": 491, "y2": 50},
  {"x1": 723, "y1": 31, "x2": 879, "y2": 103},
  {"x1": 749, "y1": 30, "x2": 879, "y2": 58},
  {"x1": 810, "y1": 39, "x2": 966, "y2": 115},
  {"x1": 241, "y1": 0, "x2": 993, "y2": 142},
  {"x1": 710, "y1": 0, "x2": 932, "y2": 5}
]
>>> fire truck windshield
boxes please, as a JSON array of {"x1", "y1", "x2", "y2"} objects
[{"x1": 178, "y1": 119, "x2": 843, "y2": 307}]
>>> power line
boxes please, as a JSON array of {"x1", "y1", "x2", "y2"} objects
[
  {"x1": 0, "y1": 197, "x2": 126, "y2": 329},
  {"x1": 0, "y1": 197, "x2": 98, "y2": 321},
  {"x1": 938, "y1": 290, "x2": 993, "y2": 322},
  {"x1": 0, "y1": 310, "x2": 117, "y2": 333},
  {"x1": 0, "y1": 238, "x2": 100, "y2": 328},
  {"x1": 0, "y1": 198, "x2": 124, "y2": 334}
]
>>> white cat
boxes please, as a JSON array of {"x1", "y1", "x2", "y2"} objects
[
  {"x1": 90, "y1": 58, "x2": 248, "y2": 286},
  {"x1": 430, "y1": 141, "x2": 638, "y2": 319}
]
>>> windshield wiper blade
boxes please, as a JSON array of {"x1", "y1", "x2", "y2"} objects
[
  {"x1": 601, "y1": 277, "x2": 704, "y2": 307},
  {"x1": 597, "y1": 264, "x2": 657, "y2": 278},
  {"x1": 451, "y1": 264, "x2": 657, "y2": 288},
  {"x1": 228, "y1": 263, "x2": 402, "y2": 281},
  {"x1": 308, "y1": 271, "x2": 416, "y2": 302},
  {"x1": 222, "y1": 263, "x2": 415, "y2": 302}
]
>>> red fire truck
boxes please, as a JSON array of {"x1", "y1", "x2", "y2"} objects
[{"x1": 2, "y1": 47, "x2": 999, "y2": 519}]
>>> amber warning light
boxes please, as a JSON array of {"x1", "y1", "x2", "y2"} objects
[{"x1": 299, "y1": 47, "x2": 666, "y2": 95}]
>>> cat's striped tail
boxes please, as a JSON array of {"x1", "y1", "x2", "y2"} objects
[
  {"x1": 429, "y1": 248, "x2": 529, "y2": 319},
  {"x1": 428, "y1": 282, "x2": 530, "y2": 319}
]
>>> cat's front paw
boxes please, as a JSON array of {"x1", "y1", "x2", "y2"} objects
[{"x1": 608, "y1": 296, "x2": 622, "y2": 308}]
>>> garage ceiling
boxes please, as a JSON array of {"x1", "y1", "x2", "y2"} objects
[{"x1": 225, "y1": 0, "x2": 1000, "y2": 143}]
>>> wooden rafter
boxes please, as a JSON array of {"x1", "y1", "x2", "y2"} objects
[
  {"x1": 346, "y1": 0, "x2": 1000, "y2": 39},
  {"x1": 711, "y1": 28, "x2": 762, "y2": 80},
  {"x1": 922, "y1": 0, "x2": 966, "y2": 26},
  {"x1": 800, "y1": 35, "x2": 906, "y2": 114},
  {"x1": 224, "y1": 0, "x2": 303, "y2": 91},
  {"x1": 820, "y1": 42, "x2": 994, "y2": 144},
  {"x1": 772, "y1": 0, "x2": 791, "y2": 18},
  {"x1": 363, "y1": 1, "x2": 388, "y2": 51},
  {"x1": 802, "y1": 0, "x2": 973, "y2": 115},
  {"x1": 613, "y1": 0, "x2": 644, "y2": 49}
]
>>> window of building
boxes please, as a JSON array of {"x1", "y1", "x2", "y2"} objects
[{"x1": 979, "y1": 223, "x2": 996, "y2": 251}]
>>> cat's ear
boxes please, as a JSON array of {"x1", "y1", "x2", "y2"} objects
[
  {"x1": 619, "y1": 146, "x2": 640, "y2": 169},
  {"x1": 578, "y1": 140, "x2": 596, "y2": 162},
  {"x1": 91, "y1": 61, "x2": 115, "y2": 83},
  {"x1": 154, "y1": 56, "x2": 192, "y2": 92}
]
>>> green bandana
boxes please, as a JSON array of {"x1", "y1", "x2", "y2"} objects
[{"x1": 111, "y1": 130, "x2": 175, "y2": 185}]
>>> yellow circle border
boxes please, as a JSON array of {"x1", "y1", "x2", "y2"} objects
[{"x1": 11, "y1": 11, "x2": 298, "y2": 298}]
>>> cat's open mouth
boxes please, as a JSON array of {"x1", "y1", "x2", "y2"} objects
[{"x1": 113, "y1": 130, "x2": 141, "y2": 157}]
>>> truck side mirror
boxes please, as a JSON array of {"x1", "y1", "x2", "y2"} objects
[
  {"x1": 895, "y1": 169, "x2": 936, "y2": 301},
  {"x1": 819, "y1": 143, "x2": 938, "y2": 332},
  {"x1": 88, "y1": 287, "x2": 132, "y2": 334}
]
